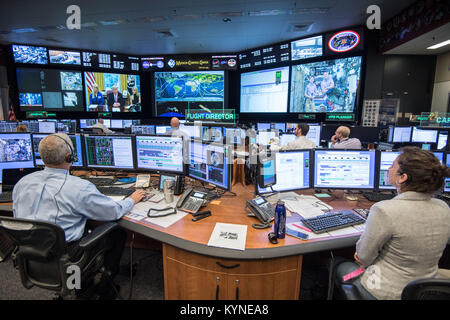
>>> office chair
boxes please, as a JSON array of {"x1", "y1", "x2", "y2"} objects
[
  {"x1": 0, "y1": 216, "x2": 122, "y2": 300},
  {"x1": 92, "y1": 127, "x2": 104, "y2": 134},
  {"x1": 338, "y1": 278, "x2": 450, "y2": 300}
]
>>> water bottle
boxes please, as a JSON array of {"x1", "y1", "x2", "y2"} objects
[{"x1": 274, "y1": 200, "x2": 286, "y2": 239}]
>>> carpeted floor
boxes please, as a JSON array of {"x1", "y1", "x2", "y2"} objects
[{"x1": 0, "y1": 247, "x2": 164, "y2": 300}]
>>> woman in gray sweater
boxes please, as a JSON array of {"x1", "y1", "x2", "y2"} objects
[{"x1": 335, "y1": 147, "x2": 450, "y2": 299}]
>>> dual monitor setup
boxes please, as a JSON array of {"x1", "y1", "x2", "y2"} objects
[
  {"x1": 0, "y1": 133, "x2": 232, "y2": 192},
  {"x1": 256, "y1": 149, "x2": 449, "y2": 195}
]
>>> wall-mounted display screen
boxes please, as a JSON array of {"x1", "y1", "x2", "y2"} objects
[
  {"x1": 240, "y1": 66, "x2": 289, "y2": 113},
  {"x1": 12, "y1": 44, "x2": 48, "y2": 64},
  {"x1": 49, "y1": 49, "x2": 81, "y2": 65},
  {"x1": 290, "y1": 56, "x2": 362, "y2": 113},
  {"x1": 291, "y1": 35, "x2": 323, "y2": 60},
  {"x1": 82, "y1": 51, "x2": 112, "y2": 69},
  {"x1": 154, "y1": 71, "x2": 224, "y2": 117},
  {"x1": 17, "y1": 68, "x2": 83, "y2": 111},
  {"x1": 84, "y1": 72, "x2": 141, "y2": 112},
  {"x1": 239, "y1": 43, "x2": 290, "y2": 70},
  {"x1": 111, "y1": 54, "x2": 140, "y2": 72}
]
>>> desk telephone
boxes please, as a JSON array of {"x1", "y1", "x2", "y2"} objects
[
  {"x1": 246, "y1": 196, "x2": 275, "y2": 227},
  {"x1": 176, "y1": 188, "x2": 208, "y2": 213}
]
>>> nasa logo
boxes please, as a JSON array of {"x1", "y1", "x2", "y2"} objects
[
  {"x1": 328, "y1": 30, "x2": 360, "y2": 52},
  {"x1": 228, "y1": 59, "x2": 237, "y2": 67},
  {"x1": 156, "y1": 61, "x2": 164, "y2": 69},
  {"x1": 168, "y1": 59, "x2": 176, "y2": 68},
  {"x1": 142, "y1": 61, "x2": 150, "y2": 69}
]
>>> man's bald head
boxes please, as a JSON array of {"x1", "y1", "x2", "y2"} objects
[
  {"x1": 39, "y1": 133, "x2": 74, "y2": 166},
  {"x1": 336, "y1": 126, "x2": 350, "y2": 139},
  {"x1": 170, "y1": 117, "x2": 180, "y2": 129}
]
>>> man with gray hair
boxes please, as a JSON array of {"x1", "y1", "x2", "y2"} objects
[
  {"x1": 331, "y1": 126, "x2": 362, "y2": 149},
  {"x1": 13, "y1": 133, "x2": 145, "y2": 299}
]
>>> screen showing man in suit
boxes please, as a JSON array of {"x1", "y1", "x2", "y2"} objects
[{"x1": 84, "y1": 72, "x2": 141, "y2": 112}]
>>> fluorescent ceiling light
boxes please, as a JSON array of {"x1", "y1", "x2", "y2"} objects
[{"x1": 427, "y1": 39, "x2": 450, "y2": 49}]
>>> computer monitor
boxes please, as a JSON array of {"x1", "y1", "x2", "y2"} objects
[
  {"x1": 84, "y1": 135, "x2": 134, "y2": 170},
  {"x1": 257, "y1": 150, "x2": 311, "y2": 194},
  {"x1": 135, "y1": 135, "x2": 184, "y2": 174},
  {"x1": 378, "y1": 151, "x2": 400, "y2": 190},
  {"x1": 280, "y1": 133, "x2": 296, "y2": 146},
  {"x1": 179, "y1": 124, "x2": 201, "y2": 139},
  {"x1": 155, "y1": 126, "x2": 171, "y2": 135},
  {"x1": 38, "y1": 121, "x2": 56, "y2": 133},
  {"x1": 224, "y1": 128, "x2": 245, "y2": 145},
  {"x1": 390, "y1": 126, "x2": 412, "y2": 143},
  {"x1": 257, "y1": 123, "x2": 271, "y2": 131},
  {"x1": 272, "y1": 123, "x2": 286, "y2": 132},
  {"x1": 314, "y1": 149, "x2": 376, "y2": 190},
  {"x1": 110, "y1": 119, "x2": 124, "y2": 129},
  {"x1": 188, "y1": 140, "x2": 231, "y2": 191},
  {"x1": 79, "y1": 119, "x2": 97, "y2": 129},
  {"x1": 257, "y1": 131, "x2": 277, "y2": 146},
  {"x1": 411, "y1": 127, "x2": 438, "y2": 143},
  {"x1": 202, "y1": 127, "x2": 223, "y2": 142},
  {"x1": 379, "y1": 150, "x2": 445, "y2": 191},
  {"x1": 437, "y1": 131, "x2": 448, "y2": 150},
  {"x1": 306, "y1": 124, "x2": 321, "y2": 147},
  {"x1": 257, "y1": 156, "x2": 276, "y2": 188},
  {"x1": 0, "y1": 121, "x2": 18, "y2": 132},
  {"x1": 32, "y1": 133, "x2": 50, "y2": 166},
  {"x1": 102, "y1": 119, "x2": 111, "y2": 128},
  {"x1": 445, "y1": 153, "x2": 450, "y2": 193},
  {"x1": 286, "y1": 123, "x2": 297, "y2": 133},
  {"x1": 0, "y1": 133, "x2": 35, "y2": 183},
  {"x1": 57, "y1": 120, "x2": 77, "y2": 134},
  {"x1": 131, "y1": 125, "x2": 155, "y2": 135}
]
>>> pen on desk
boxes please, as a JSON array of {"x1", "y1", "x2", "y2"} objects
[
  {"x1": 192, "y1": 212, "x2": 211, "y2": 222},
  {"x1": 292, "y1": 223, "x2": 312, "y2": 233}
]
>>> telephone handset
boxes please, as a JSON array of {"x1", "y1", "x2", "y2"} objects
[
  {"x1": 176, "y1": 188, "x2": 208, "y2": 213},
  {"x1": 246, "y1": 196, "x2": 275, "y2": 226}
]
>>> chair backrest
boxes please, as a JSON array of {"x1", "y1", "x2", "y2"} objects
[
  {"x1": 0, "y1": 216, "x2": 68, "y2": 292},
  {"x1": 401, "y1": 278, "x2": 450, "y2": 300},
  {"x1": 92, "y1": 127, "x2": 104, "y2": 134}
]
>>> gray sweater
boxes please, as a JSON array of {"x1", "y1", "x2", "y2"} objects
[{"x1": 356, "y1": 191, "x2": 450, "y2": 300}]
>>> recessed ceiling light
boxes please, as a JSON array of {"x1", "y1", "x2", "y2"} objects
[{"x1": 427, "y1": 39, "x2": 450, "y2": 49}]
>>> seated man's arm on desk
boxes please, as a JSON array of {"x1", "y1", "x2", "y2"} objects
[
  {"x1": 77, "y1": 183, "x2": 145, "y2": 221},
  {"x1": 355, "y1": 204, "x2": 393, "y2": 267}
]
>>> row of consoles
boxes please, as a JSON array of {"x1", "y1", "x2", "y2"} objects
[
  {"x1": 1, "y1": 119, "x2": 449, "y2": 151},
  {"x1": 2, "y1": 131, "x2": 450, "y2": 196}
]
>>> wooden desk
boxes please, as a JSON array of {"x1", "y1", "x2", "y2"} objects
[{"x1": 120, "y1": 184, "x2": 372, "y2": 300}]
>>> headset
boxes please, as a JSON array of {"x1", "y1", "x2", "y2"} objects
[{"x1": 51, "y1": 134, "x2": 75, "y2": 164}]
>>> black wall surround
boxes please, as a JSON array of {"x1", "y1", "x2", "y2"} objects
[{"x1": 3, "y1": 24, "x2": 436, "y2": 125}]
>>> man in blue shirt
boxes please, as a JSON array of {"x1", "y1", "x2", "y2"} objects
[{"x1": 13, "y1": 133, "x2": 145, "y2": 298}]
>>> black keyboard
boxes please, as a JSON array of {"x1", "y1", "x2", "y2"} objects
[
  {"x1": 363, "y1": 192, "x2": 395, "y2": 202},
  {"x1": 0, "y1": 191, "x2": 13, "y2": 203},
  {"x1": 82, "y1": 177, "x2": 118, "y2": 186},
  {"x1": 301, "y1": 210, "x2": 365, "y2": 234},
  {"x1": 97, "y1": 187, "x2": 134, "y2": 197}
]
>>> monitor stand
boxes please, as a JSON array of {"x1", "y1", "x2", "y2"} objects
[{"x1": 260, "y1": 186, "x2": 279, "y2": 200}]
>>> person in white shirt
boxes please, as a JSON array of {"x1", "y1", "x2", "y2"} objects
[
  {"x1": 281, "y1": 123, "x2": 316, "y2": 150},
  {"x1": 331, "y1": 126, "x2": 361, "y2": 149},
  {"x1": 92, "y1": 118, "x2": 115, "y2": 135}
]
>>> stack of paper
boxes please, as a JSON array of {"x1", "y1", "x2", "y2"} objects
[{"x1": 208, "y1": 223, "x2": 248, "y2": 251}]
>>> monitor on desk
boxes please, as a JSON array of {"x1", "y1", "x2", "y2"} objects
[
  {"x1": 379, "y1": 150, "x2": 444, "y2": 191},
  {"x1": 57, "y1": 120, "x2": 77, "y2": 134},
  {"x1": 84, "y1": 135, "x2": 134, "y2": 170},
  {"x1": 437, "y1": 131, "x2": 448, "y2": 150},
  {"x1": 0, "y1": 122, "x2": 18, "y2": 132},
  {"x1": 445, "y1": 153, "x2": 450, "y2": 193},
  {"x1": 38, "y1": 121, "x2": 56, "y2": 133},
  {"x1": 131, "y1": 125, "x2": 155, "y2": 135},
  {"x1": 79, "y1": 119, "x2": 97, "y2": 129},
  {"x1": 313, "y1": 149, "x2": 376, "y2": 190},
  {"x1": 31, "y1": 133, "x2": 50, "y2": 166},
  {"x1": 180, "y1": 124, "x2": 201, "y2": 139},
  {"x1": 257, "y1": 131, "x2": 277, "y2": 146},
  {"x1": 0, "y1": 133, "x2": 35, "y2": 183},
  {"x1": 411, "y1": 127, "x2": 438, "y2": 144},
  {"x1": 306, "y1": 124, "x2": 321, "y2": 147},
  {"x1": 188, "y1": 140, "x2": 232, "y2": 191},
  {"x1": 224, "y1": 128, "x2": 245, "y2": 145},
  {"x1": 202, "y1": 126, "x2": 223, "y2": 142},
  {"x1": 135, "y1": 135, "x2": 184, "y2": 174},
  {"x1": 257, "y1": 123, "x2": 271, "y2": 131},
  {"x1": 257, "y1": 149, "x2": 311, "y2": 194},
  {"x1": 156, "y1": 126, "x2": 171, "y2": 135},
  {"x1": 388, "y1": 126, "x2": 411, "y2": 143}
]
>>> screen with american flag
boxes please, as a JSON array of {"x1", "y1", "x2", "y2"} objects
[{"x1": 84, "y1": 71, "x2": 141, "y2": 112}]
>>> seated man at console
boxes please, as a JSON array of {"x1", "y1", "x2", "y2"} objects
[
  {"x1": 12, "y1": 133, "x2": 145, "y2": 299},
  {"x1": 280, "y1": 123, "x2": 316, "y2": 150},
  {"x1": 331, "y1": 126, "x2": 361, "y2": 149},
  {"x1": 92, "y1": 118, "x2": 115, "y2": 135}
]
